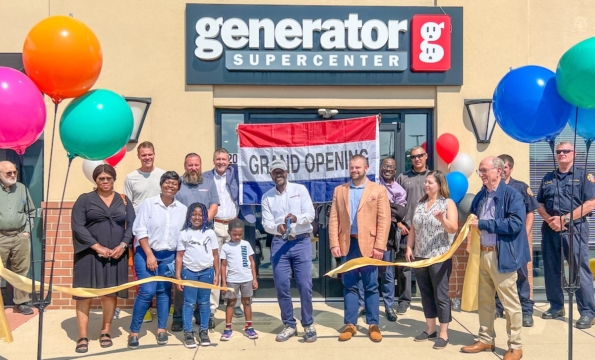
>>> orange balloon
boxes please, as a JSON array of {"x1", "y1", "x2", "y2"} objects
[{"x1": 23, "y1": 16, "x2": 102, "y2": 104}]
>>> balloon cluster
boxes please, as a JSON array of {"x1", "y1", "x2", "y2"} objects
[
  {"x1": 0, "y1": 15, "x2": 133, "y2": 180},
  {"x1": 493, "y1": 37, "x2": 595, "y2": 143},
  {"x1": 435, "y1": 133, "x2": 472, "y2": 205}
]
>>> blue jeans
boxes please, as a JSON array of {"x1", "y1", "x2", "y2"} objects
[
  {"x1": 343, "y1": 237, "x2": 379, "y2": 325},
  {"x1": 182, "y1": 267, "x2": 214, "y2": 332},
  {"x1": 271, "y1": 235, "x2": 314, "y2": 328},
  {"x1": 358, "y1": 249, "x2": 394, "y2": 310},
  {"x1": 129, "y1": 247, "x2": 176, "y2": 333}
]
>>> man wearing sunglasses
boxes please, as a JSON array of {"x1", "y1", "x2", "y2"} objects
[
  {"x1": 536, "y1": 141, "x2": 595, "y2": 329},
  {"x1": 0, "y1": 161, "x2": 36, "y2": 315},
  {"x1": 394, "y1": 146, "x2": 430, "y2": 314}
]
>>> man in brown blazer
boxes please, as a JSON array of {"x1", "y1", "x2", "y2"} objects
[{"x1": 329, "y1": 154, "x2": 391, "y2": 342}]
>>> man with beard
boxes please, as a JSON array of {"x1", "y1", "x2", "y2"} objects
[
  {"x1": 124, "y1": 141, "x2": 166, "y2": 323},
  {"x1": 329, "y1": 155, "x2": 390, "y2": 343},
  {"x1": 170, "y1": 153, "x2": 220, "y2": 331},
  {"x1": 395, "y1": 145, "x2": 431, "y2": 314},
  {"x1": 0, "y1": 160, "x2": 36, "y2": 315},
  {"x1": 261, "y1": 159, "x2": 317, "y2": 343}
]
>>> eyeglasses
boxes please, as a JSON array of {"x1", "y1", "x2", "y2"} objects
[
  {"x1": 97, "y1": 177, "x2": 114, "y2": 182},
  {"x1": 2, "y1": 171, "x2": 17, "y2": 177},
  {"x1": 409, "y1": 153, "x2": 427, "y2": 160},
  {"x1": 381, "y1": 165, "x2": 396, "y2": 170},
  {"x1": 476, "y1": 168, "x2": 496, "y2": 175},
  {"x1": 556, "y1": 149, "x2": 574, "y2": 155}
]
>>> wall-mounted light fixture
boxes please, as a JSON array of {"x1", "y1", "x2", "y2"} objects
[
  {"x1": 464, "y1": 99, "x2": 497, "y2": 143},
  {"x1": 124, "y1": 97, "x2": 152, "y2": 143}
]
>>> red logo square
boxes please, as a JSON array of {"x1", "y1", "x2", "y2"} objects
[{"x1": 410, "y1": 14, "x2": 452, "y2": 72}]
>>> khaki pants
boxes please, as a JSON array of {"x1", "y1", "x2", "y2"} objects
[
  {"x1": 478, "y1": 250, "x2": 522, "y2": 350},
  {"x1": 0, "y1": 232, "x2": 31, "y2": 304},
  {"x1": 211, "y1": 221, "x2": 240, "y2": 313}
]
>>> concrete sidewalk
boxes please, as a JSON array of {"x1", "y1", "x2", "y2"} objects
[{"x1": 2, "y1": 301, "x2": 594, "y2": 360}]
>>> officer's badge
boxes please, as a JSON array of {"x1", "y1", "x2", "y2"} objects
[
  {"x1": 526, "y1": 187, "x2": 534, "y2": 196},
  {"x1": 588, "y1": 174, "x2": 595, "y2": 183}
]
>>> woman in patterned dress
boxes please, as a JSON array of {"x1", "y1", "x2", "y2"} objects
[{"x1": 404, "y1": 170, "x2": 458, "y2": 350}]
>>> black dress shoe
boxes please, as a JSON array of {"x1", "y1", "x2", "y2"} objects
[
  {"x1": 522, "y1": 314, "x2": 534, "y2": 327},
  {"x1": 542, "y1": 308, "x2": 565, "y2": 319},
  {"x1": 385, "y1": 308, "x2": 397, "y2": 322},
  {"x1": 396, "y1": 302, "x2": 410, "y2": 315},
  {"x1": 170, "y1": 320, "x2": 183, "y2": 332},
  {"x1": 13, "y1": 304, "x2": 34, "y2": 315},
  {"x1": 575, "y1": 315, "x2": 595, "y2": 329}
]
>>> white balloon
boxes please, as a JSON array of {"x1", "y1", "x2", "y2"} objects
[
  {"x1": 450, "y1": 153, "x2": 475, "y2": 178},
  {"x1": 82, "y1": 160, "x2": 105, "y2": 184},
  {"x1": 458, "y1": 193, "x2": 476, "y2": 217}
]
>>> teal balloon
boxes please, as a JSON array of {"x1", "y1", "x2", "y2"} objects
[
  {"x1": 556, "y1": 37, "x2": 595, "y2": 108},
  {"x1": 60, "y1": 89, "x2": 133, "y2": 160}
]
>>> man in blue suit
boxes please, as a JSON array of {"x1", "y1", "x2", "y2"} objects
[{"x1": 461, "y1": 156, "x2": 529, "y2": 360}]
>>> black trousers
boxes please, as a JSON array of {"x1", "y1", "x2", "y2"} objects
[
  {"x1": 414, "y1": 258, "x2": 452, "y2": 324},
  {"x1": 395, "y1": 248, "x2": 412, "y2": 305}
]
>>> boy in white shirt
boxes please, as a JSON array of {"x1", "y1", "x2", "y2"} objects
[{"x1": 220, "y1": 219, "x2": 259, "y2": 340}]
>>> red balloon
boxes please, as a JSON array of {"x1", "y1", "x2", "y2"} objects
[
  {"x1": 436, "y1": 133, "x2": 459, "y2": 164},
  {"x1": 421, "y1": 141, "x2": 427, "y2": 152},
  {"x1": 105, "y1": 147, "x2": 126, "y2": 167}
]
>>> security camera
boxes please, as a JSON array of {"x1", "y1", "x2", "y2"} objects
[{"x1": 318, "y1": 108, "x2": 339, "y2": 118}]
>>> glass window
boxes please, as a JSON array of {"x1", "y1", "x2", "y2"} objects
[
  {"x1": 220, "y1": 113, "x2": 244, "y2": 159},
  {"x1": 404, "y1": 113, "x2": 428, "y2": 169}
]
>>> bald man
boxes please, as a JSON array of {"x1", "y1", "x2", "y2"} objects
[{"x1": 0, "y1": 161, "x2": 36, "y2": 315}]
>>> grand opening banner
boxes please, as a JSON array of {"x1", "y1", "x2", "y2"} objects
[{"x1": 238, "y1": 116, "x2": 379, "y2": 204}]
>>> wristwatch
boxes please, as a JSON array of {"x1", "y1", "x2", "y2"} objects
[
  {"x1": 563, "y1": 214, "x2": 570, "y2": 224},
  {"x1": 120, "y1": 243, "x2": 128, "y2": 250}
]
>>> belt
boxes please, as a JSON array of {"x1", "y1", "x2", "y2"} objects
[
  {"x1": 278, "y1": 233, "x2": 309, "y2": 241},
  {"x1": 350, "y1": 234, "x2": 358, "y2": 239},
  {"x1": 214, "y1": 218, "x2": 237, "y2": 225},
  {"x1": 480, "y1": 245, "x2": 496, "y2": 252},
  {"x1": 0, "y1": 228, "x2": 24, "y2": 236}
]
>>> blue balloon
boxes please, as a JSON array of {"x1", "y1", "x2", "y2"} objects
[
  {"x1": 568, "y1": 107, "x2": 595, "y2": 141},
  {"x1": 493, "y1": 65, "x2": 572, "y2": 143},
  {"x1": 446, "y1": 171, "x2": 468, "y2": 203}
]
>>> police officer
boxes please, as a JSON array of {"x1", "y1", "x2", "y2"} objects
[
  {"x1": 536, "y1": 142, "x2": 595, "y2": 329},
  {"x1": 494, "y1": 155, "x2": 538, "y2": 327}
]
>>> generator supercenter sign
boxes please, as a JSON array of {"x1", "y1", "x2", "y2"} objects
[{"x1": 185, "y1": 4, "x2": 463, "y2": 86}]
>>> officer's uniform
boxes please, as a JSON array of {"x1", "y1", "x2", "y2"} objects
[
  {"x1": 537, "y1": 168, "x2": 595, "y2": 318},
  {"x1": 495, "y1": 178, "x2": 539, "y2": 317}
]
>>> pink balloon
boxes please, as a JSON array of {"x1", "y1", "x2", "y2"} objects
[
  {"x1": 104, "y1": 146, "x2": 126, "y2": 167},
  {"x1": 0, "y1": 67, "x2": 46, "y2": 155}
]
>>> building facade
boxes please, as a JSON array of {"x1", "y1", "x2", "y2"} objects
[{"x1": 2, "y1": 0, "x2": 595, "y2": 308}]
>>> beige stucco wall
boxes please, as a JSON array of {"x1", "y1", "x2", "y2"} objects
[{"x1": 2, "y1": 0, "x2": 594, "y2": 200}]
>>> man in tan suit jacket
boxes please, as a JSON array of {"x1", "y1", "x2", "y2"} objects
[{"x1": 329, "y1": 154, "x2": 390, "y2": 343}]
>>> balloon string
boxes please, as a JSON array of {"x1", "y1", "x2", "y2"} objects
[
  {"x1": 567, "y1": 107, "x2": 579, "y2": 285},
  {"x1": 46, "y1": 157, "x2": 73, "y2": 303},
  {"x1": 17, "y1": 155, "x2": 37, "y2": 305},
  {"x1": 39, "y1": 102, "x2": 59, "y2": 301}
]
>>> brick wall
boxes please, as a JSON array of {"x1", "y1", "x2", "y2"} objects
[{"x1": 41, "y1": 201, "x2": 533, "y2": 310}]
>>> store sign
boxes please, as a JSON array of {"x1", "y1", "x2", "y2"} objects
[{"x1": 186, "y1": 4, "x2": 463, "y2": 85}]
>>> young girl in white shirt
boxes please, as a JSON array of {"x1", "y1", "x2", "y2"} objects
[{"x1": 175, "y1": 202, "x2": 220, "y2": 349}]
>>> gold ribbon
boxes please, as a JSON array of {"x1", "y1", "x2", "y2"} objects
[
  {"x1": 0, "y1": 259, "x2": 231, "y2": 343},
  {"x1": 324, "y1": 215, "x2": 475, "y2": 277},
  {"x1": 323, "y1": 215, "x2": 481, "y2": 312}
]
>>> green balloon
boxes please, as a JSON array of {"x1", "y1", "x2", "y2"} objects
[
  {"x1": 60, "y1": 89, "x2": 133, "y2": 160},
  {"x1": 556, "y1": 37, "x2": 595, "y2": 108}
]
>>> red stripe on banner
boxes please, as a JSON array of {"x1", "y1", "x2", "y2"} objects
[{"x1": 238, "y1": 116, "x2": 377, "y2": 148}]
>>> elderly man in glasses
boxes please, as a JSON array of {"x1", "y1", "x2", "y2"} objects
[
  {"x1": 536, "y1": 141, "x2": 595, "y2": 329},
  {"x1": 0, "y1": 161, "x2": 36, "y2": 315},
  {"x1": 462, "y1": 156, "x2": 529, "y2": 360}
]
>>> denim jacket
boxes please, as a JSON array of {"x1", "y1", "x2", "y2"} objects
[
  {"x1": 203, "y1": 164, "x2": 255, "y2": 223},
  {"x1": 470, "y1": 181, "x2": 530, "y2": 273}
]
